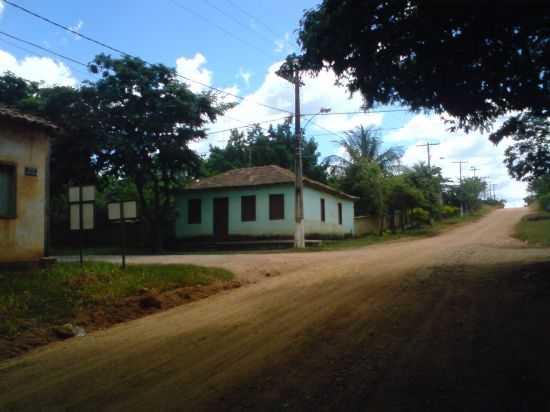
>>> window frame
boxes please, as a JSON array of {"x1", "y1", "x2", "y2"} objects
[
  {"x1": 269, "y1": 193, "x2": 285, "y2": 220},
  {"x1": 187, "y1": 198, "x2": 202, "y2": 224},
  {"x1": 320, "y1": 198, "x2": 326, "y2": 223},
  {"x1": 338, "y1": 202, "x2": 343, "y2": 225},
  {"x1": 241, "y1": 195, "x2": 256, "y2": 222},
  {"x1": 0, "y1": 162, "x2": 16, "y2": 219}
]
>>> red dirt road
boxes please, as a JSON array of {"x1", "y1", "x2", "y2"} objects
[{"x1": 2, "y1": 208, "x2": 550, "y2": 411}]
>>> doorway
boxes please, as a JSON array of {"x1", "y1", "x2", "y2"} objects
[{"x1": 213, "y1": 197, "x2": 229, "y2": 240}]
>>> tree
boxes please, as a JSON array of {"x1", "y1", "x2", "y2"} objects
[
  {"x1": 297, "y1": 1, "x2": 548, "y2": 132},
  {"x1": 384, "y1": 175, "x2": 425, "y2": 231},
  {"x1": 490, "y1": 112, "x2": 550, "y2": 181},
  {"x1": 86, "y1": 54, "x2": 230, "y2": 251},
  {"x1": 406, "y1": 163, "x2": 445, "y2": 219},
  {"x1": 330, "y1": 126, "x2": 403, "y2": 173},
  {"x1": 339, "y1": 159, "x2": 385, "y2": 231},
  {"x1": 205, "y1": 120, "x2": 329, "y2": 182}
]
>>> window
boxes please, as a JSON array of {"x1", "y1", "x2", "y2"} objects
[
  {"x1": 338, "y1": 203, "x2": 343, "y2": 225},
  {"x1": 188, "y1": 198, "x2": 201, "y2": 224},
  {"x1": 320, "y1": 198, "x2": 326, "y2": 222},
  {"x1": 269, "y1": 194, "x2": 284, "y2": 220},
  {"x1": 241, "y1": 195, "x2": 256, "y2": 222},
  {"x1": 0, "y1": 164, "x2": 16, "y2": 218}
]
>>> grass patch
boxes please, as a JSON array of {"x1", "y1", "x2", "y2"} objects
[
  {"x1": 307, "y1": 205, "x2": 495, "y2": 252},
  {"x1": 0, "y1": 262, "x2": 233, "y2": 338},
  {"x1": 515, "y1": 211, "x2": 550, "y2": 247}
]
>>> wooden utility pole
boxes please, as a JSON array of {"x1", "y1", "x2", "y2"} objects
[
  {"x1": 417, "y1": 142, "x2": 440, "y2": 169},
  {"x1": 453, "y1": 160, "x2": 468, "y2": 216},
  {"x1": 470, "y1": 166, "x2": 480, "y2": 178}
]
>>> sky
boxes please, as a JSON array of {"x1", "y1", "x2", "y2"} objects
[{"x1": 0, "y1": 0, "x2": 528, "y2": 206}]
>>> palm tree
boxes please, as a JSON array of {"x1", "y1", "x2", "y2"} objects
[{"x1": 330, "y1": 126, "x2": 404, "y2": 173}]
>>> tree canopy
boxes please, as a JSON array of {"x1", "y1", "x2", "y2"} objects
[
  {"x1": 490, "y1": 112, "x2": 549, "y2": 182},
  {"x1": 205, "y1": 120, "x2": 329, "y2": 182},
  {"x1": 297, "y1": 0, "x2": 549, "y2": 132}
]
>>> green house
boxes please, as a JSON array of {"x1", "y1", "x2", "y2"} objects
[{"x1": 175, "y1": 165, "x2": 357, "y2": 240}]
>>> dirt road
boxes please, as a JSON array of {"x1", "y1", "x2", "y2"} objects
[{"x1": 2, "y1": 208, "x2": 550, "y2": 411}]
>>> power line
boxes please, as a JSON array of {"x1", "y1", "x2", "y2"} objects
[
  {"x1": 202, "y1": 0, "x2": 275, "y2": 45},
  {"x1": 301, "y1": 108, "x2": 409, "y2": 116},
  {"x1": 207, "y1": 115, "x2": 292, "y2": 135},
  {"x1": 225, "y1": 0, "x2": 280, "y2": 39},
  {"x1": 0, "y1": 35, "x2": 92, "y2": 79},
  {"x1": 0, "y1": 30, "x2": 89, "y2": 68},
  {"x1": 168, "y1": 0, "x2": 271, "y2": 59},
  {"x1": 3, "y1": 0, "x2": 293, "y2": 115}
]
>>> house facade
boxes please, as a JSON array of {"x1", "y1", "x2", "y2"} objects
[
  {"x1": 0, "y1": 106, "x2": 57, "y2": 264},
  {"x1": 175, "y1": 165, "x2": 356, "y2": 240}
]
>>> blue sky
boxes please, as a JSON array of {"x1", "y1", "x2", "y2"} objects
[{"x1": 0, "y1": 0, "x2": 528, "y2": 205}]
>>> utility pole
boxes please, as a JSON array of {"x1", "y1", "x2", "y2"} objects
[
  {"x1": 470, "y1": 166, "x2": 480, "y2": 178},
  {"x1": 293, "y1": 65, "x2": 305, "y2": 248},
  {"x1": 453, "y1": 160, "x2": 468, "y2": 216},
  {"x1": 417, "y1": 142, "x2": 440, "y2": 169}
]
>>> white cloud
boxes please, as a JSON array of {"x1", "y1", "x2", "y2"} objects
[
  {"x1": 68, "y1": 19, "x2": 84, "y2": 40},
  {"x1": 0, "y1": 1, "x2": 5, "y2": 17},
  {"x1": 238, "y1": 67, "x2": 252, "y2": 87},
  {"x1": 176, "y1": 53, "x2": 212, "y2": 93},
  {"x1": 392, "y1": 114, "x2": 528, "y2": 207},
  {"x1": 0, "y1": 49, "x2": 77, "y2": 87}
]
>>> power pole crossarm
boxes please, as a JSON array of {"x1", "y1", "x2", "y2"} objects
[{"x1": 417, "y1": 142, "x2": 440, "y2": 169}]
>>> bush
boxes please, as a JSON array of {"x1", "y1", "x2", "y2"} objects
[
  {"x1": 411, "y1": 207, "x2": 431, "y2": 224},
  {"x1": 539, "y1": 193, "x2": 550, "y2": 212},
  {"x1": 441, "y1": 205, "x2": 460, "y2": 218}
]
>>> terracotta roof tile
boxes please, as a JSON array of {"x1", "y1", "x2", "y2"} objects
[
  {"x1": 0, "y1": 105, "x2": 58, "y2": 131},
  {"x1": 187, "y1": 165, "x2": 357, "y2": 200}
]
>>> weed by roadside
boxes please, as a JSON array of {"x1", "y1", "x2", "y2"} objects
[
  {"x1": 0, "y1": 262, "x2": 233, "y2": 339},
  {"x1": 515, "y1": 211, "x2": 550, "y2": 247}
]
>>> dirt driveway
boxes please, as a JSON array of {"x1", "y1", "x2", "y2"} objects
[{"x1": 2, "y1": 208, "x2": 550, "y2": 411}]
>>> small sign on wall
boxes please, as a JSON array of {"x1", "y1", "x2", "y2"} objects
[{"x1": 24, "y1": 167, "x2": 38, "y2": 177}]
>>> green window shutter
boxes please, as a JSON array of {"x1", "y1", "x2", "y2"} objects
[{"x1": 0, "y1": 164, "x2": 16, "y2": 217}]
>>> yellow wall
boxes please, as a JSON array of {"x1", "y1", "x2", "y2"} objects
[{"x1": 0, "y1": 121, "x2": 49, "y2": 263}]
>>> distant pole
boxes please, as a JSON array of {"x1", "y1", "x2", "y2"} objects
[
  {"x1": 119, "y1": 202, "x2": 126, "y2": 269},
  {"x1": 470, "y1": 166, "x2": 480, "y2": 178},
  {"x1": 453, "y1": 160, "x2": 468, "y2": 216},
  {"x1": 417, "y1": 142, "x2": 440, "y2": 169}
]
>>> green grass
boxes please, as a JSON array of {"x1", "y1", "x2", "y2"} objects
[
  {"x1": 306, "y1": 205, "x2": 495, "y2": 252},
  {"x1": 0, "y1": 262, "x2": 233, "y2": 337},
  {"x1": 515, "y1": 211, "x2": 550, "y2": 247}
]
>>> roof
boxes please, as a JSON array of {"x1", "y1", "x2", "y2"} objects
[
  {"x1": 0, "y1": 105, "x2": 58, "y2": 132},
  {"x1": 186, "y1": 165, "x2": 358, "y2": 200}
]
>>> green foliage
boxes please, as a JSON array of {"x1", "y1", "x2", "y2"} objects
[
  {"x1": 490, "y1": 112, "x2": 549, "y2": 182},
  {"x1": 539, "y1": 194, "x2": 550, "y2": 212},
  {"x1": 384, "y1": 175, "x2": 425, "y2": 214},
  {"x1": 0, "y1": 262, "x2": 233, "y2": 337},
  {"x1": 329, "y1": 125, "x2": 403, "y2": 174},
  {"x1": 411, "y1": 208, "x2": 430, "y2": 225},
  {"x1": 515, "y1": 212, "x2": 550, "y2": 246},
  {"x1": 298, "y1": 0, "x2": 547, "y2": 132},
  {"x1": 441, "y1": 205, "x2": 460, "y2": 218},
  {"x1": 205, "y1": 120, "x2": 328, "y2": 182}
]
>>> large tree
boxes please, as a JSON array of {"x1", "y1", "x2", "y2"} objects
[
  {"x1": 490, "y1": 112, "x2": 549, "y2": 181},
  {"x1": 86, "y1": 54, "x2": 230, "y2": 250},
  {"x1": 297, "y1": 1, "x2": 548, "y2": 132}
]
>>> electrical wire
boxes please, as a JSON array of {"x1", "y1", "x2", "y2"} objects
[{"x1": 2, "y1": 0, "x2": 293, "y2": 115}]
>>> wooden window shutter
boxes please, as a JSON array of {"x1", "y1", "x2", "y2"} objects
[
  {"x1": 241, "y1": 195, "x2": 256, "y2": 221},
  {"x1": 338, "y1": 203, "x2": 343, "y2": 225},
  {"x1": 188, "y1": 198, "x2": 202, "y2": 224},
  {"x1": 269, "y1": 194, "x2": 284, "y2": 220},
  {"x1": 320, "y1": 198, "x2": 325, "y2": 222}
]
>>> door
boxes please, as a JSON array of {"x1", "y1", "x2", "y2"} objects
[{"x1": 213, "y1": 197, "x2": 229, "y2": 240}]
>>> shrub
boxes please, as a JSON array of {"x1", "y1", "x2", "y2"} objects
[
  {"x1": 411, "y1": 207, "x2": 431, "y2": 224},
  {"x1": 539, "y1": 193, "x2": 550, "y2": 212},
  {"x1": 441, "y1": 205, "x2": 460, "y2": 218}
]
